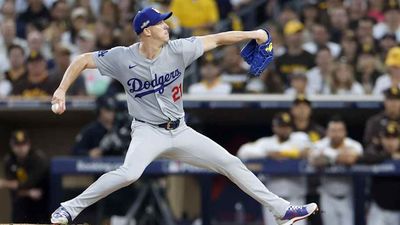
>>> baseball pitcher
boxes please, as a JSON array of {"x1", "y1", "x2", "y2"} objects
[{"x1": 50, "y1": 7, "x2": 318, "y2": 225}]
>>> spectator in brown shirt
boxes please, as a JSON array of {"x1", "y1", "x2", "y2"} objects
[
  {"x1": 12, "y1": 51, "x2": 57, "y2": 97},
  {"x1": 290, "y1": 94, "x2": 325, "y2": 143},
  {"x1": 364, "y1": 87, "x2": 400, "y2": 146},
  {"x1": 4, "y1": 44, "x2": 27, "y2": 86},
  {"x1": 275, "y1": 20, "x2": 315, "y2": 86}
]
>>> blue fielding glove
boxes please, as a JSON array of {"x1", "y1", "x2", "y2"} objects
[
  {"x1": 240, "y1": 39, "x2": 258, "y2": 65},
  {"x1": 240, "y1": 29, "x2": 274, "y2": 77}
]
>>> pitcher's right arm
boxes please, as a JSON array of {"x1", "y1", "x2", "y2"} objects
[{"x1": 52, "y1": 53, "x2": 97, "y2": 114}]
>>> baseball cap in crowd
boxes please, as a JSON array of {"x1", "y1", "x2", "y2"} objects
[
  {"x1": 381, "y1": 33, "x2": 396, "y2": 41},
  {"x1": 283, "y1": 20, "x2": 304, "y2": 36},
  {"x1": 71, "y1": 7, "x2": 88, "y2": 20},
  {"x1": 26, "y1": 51, "x2": 44, "y2": 63},
  {"x1": 293, "y1": 94, "x2": 311, "y2": 106},
  {"x1": 385, "y1": 47, "x2": 400, "y2": 67},
  {"x1": 380, "y1": 122, "x2": 400, "y2": 138},
  {"x1": 384, "y1": 87, "x2": 400, "y2": 100},
  {"x1": 272, "y1": 112, "x2": 293, "y2": 127},
  {"x1": 10, "y1": 130, "x2": 30, "y2": 145},
  {"x1": 133, "y1": 7, "x2": 172, "y2": 35}
]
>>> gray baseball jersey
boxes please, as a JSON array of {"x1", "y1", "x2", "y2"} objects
[{"x1": 93, "y1": 37, "x2": 203, "y2": 124}]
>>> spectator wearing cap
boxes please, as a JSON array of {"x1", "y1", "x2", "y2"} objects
[
  {"x1": 306, "y1": 46, "x2": 335, "y2": 94},
  {"x1": 309, "y1": 117, "x2": 363, "y2": 225},
  {"x1": 290, "y1": 95, "x2": 325, "y2": 143},
  {"x1": 275, "y1": 20, "x2": 315, "y2": 86},
  {"x1": 373, "y1": 47, "x2": 400, "y2": 95},
  {"x1": 12, "y1": 51, "x2": 57, "y2": 97},
  {"x1": 61, "y1": 7, "x2": 90, "y2": 46},
  {"x1": 357, "y1": 122, "x2": 400, "y2": 225},
  {"x1": 323, "y1": 61, "x2": 365, "y2": 95},
  {"x1": 0, "y1": 129, "x2": 49, "y2": 223},
  {"x1": 302, "y1": 23, "x2": 341, "y2": 58},
  {"x1": 364, "y1": 87, "x2": 400, "y2": 146},
  {"x1": 73, "y1": 95, "x2": 117, "y2": 158},
  {"x1": 238, "y1": 112, "x2": 310, "y2": 225},
  {"x1": 373, "y1": 0, "x2": 400, "y2": 42},
  {"x1": 4, "y1": 44, "x2": 27, "y2": 86},
  {"x1": 188, "y1": 55, "x2": 232, "y2": 95},
  {"x1": 170, "y1": 0, "x2": 219, "y2": 36},
  {"x1": 73, "y1": 0, "x2": 97, "y2": 23},
  {"x1": 49, "y1": 44, "x2": 86, "y2": 96}
]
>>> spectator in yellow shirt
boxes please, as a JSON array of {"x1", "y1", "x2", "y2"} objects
[{"x1": 170, "y1": 0, "x2": 219, "y2": 35}]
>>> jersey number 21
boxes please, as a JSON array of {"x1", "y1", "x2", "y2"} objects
[{"x1": 172, "y1": 83, "x2": 183, "y2": 102}]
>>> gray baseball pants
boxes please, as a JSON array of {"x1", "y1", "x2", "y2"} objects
[{"x1": 61, "y1": 120, "x2": 290, "y2": 220}]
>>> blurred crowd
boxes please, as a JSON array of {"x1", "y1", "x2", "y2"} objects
[{"x1": 0, "y1": 0, "x2": 400, "y2": 97}]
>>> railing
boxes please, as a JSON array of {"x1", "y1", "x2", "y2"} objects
[{"x1": 0, "y1": 94, "x2": 384, "y2": 110}]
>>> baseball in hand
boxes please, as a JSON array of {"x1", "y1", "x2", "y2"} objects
[{"x1": 51, "y1": 103, "x2": 60, "y2": 113}]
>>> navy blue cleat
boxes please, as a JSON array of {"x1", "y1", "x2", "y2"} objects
[
  {"x1": 51, "y1": 206, "x2": 72, "y2": 224},
  {"x1": 276, "y1": 203, "x2": 319, "y2": 225}
]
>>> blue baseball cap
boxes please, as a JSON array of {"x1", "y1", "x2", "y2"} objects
[{"x1": 133, "y1": 7, "x2": 172, "y2": 35}]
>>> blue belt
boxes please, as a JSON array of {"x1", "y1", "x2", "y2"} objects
[{"x1": 135, "y1": 118, "x2": 180, "y2": 130}]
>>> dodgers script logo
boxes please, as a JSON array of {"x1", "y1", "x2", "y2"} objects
[{"x1": 127, "y1": 69, "x2": 182, "y2": 98}]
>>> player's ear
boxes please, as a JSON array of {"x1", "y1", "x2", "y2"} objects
[{"x1": 142, "y1": 27, "x2": 151, "y2": 37}]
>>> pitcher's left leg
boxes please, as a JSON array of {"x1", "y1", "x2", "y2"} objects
[{"x1": 167, "y1": 126, "x2": 290, "y2": 217}]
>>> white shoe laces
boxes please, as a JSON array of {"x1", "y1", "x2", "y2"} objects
[{"x1": 288, "y1": 205, "x2": 304, "y2": 211}]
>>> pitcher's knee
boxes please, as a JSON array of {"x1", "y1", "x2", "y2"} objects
[
  {"x1": 118, "y1": 166, "x2": 143, "y2": 186},
  {"x1": 220, "y1": 156, "x2": 244, "y2": 171},
  {"x1": 124, "y1": 173, "x2": 141, "y2": 185}
]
